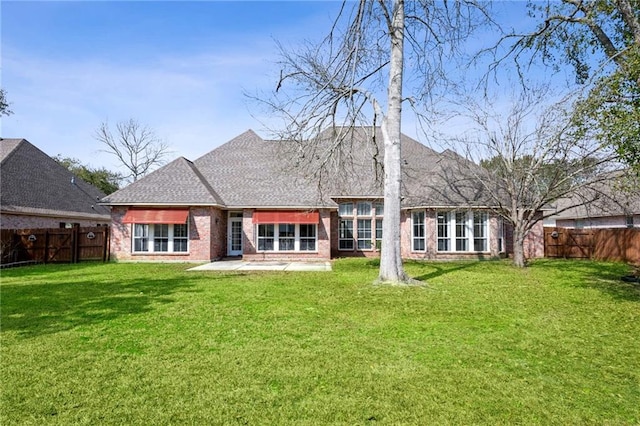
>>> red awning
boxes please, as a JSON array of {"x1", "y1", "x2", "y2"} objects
[
  {"x1": 252, "y1": 211, "x2": 319, "y2": 224},
  {"x1": 122, "y1": 209, "x2": 189, "y2": 224}
]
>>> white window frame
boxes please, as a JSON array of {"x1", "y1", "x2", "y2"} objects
[
  {"x1": 412, "y1": 210, "x2": 426, "y2": 252},
  {"x1": 338, "y1": 201, "x2": 382, "y2": 251},
  {"x1": 255, "y1": 223, "x2": 318, "y2": 252},
  {"x1": 437, "y1": 211, "x2": 490, "y2": 253},
  {"x1": 357, "y1": 218, "x2": 372, "y2": 250},
  {"x1": 339, "y1": 219, "x2": 354, "y2": 250},
  {"x1": 132, "y1": 223, "x2": 189, "y2": 253}
]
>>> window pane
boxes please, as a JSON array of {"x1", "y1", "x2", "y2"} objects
[
  {"x1": 357, "y1": 202, "x2": 371, "y2": 216},
  {"x1": 278, "y1": 224, "x2": 295, "y2": 251},
  {"x1": 357, "y1": 219, "x2": 372, "y2": 249},
  {"x1": 300, "y1": 224, "x2": 316, "y2": 251},
  {"x1": 473, "y1": 212, "x2": 487, "y2": 252},
  {"x1": 258, "y1": 224, "x2": 274, "y2": 251},
  {"x1": 259, "y1": 224, "x2": 274, "y2": 238},
  {"x1": 412, "y1": 211, "x2": 425, "y2": 251},
  {"x1": 339, "y1": 220, "x2": 353, "y2": 239},
  {"x1": 437, "y1": 212, "x2": 450, "y2": 251},
  {"x1": 374, "y1": 202, "x2": 384, "y2": 216},
  {"x1": 339, "y1": 220, "x2": 354, "y2": 250},
  {"x1": 375, "y1": 219, "x2": 383, "y2": 240},
  {"x1": 154, "y1": 224, "x2": 169, "y2": 252},
  {"x1": 174, "y1": 224, "x2": 187, "y2": 238},
  {"x1": 339, "y1": 203, "x2": 353, "y2": 216}
]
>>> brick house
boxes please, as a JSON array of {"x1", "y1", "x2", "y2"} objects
[
  {"x1": 102, "y1": 128, "x2": 543, "y2": 262},
  {"x1": 0, "y1": 138, "x2": 111, "y2": 229},
  {"x1": 547, "y1": 173, "x2": 640, "y2": 230}
]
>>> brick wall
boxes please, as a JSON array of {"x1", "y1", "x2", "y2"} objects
[
  {"x1": 242, "y1": 208, "x2": 332, "y2": 261},
  {"x1": 1, "y1": 213, "x2": 109, "y2": 229},
  {"x1": 109, "y1": 206, "x2": 218, "y2": 262}
]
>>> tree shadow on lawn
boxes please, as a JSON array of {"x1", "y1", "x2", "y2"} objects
[
  {"x1": 531, "y1": 259, "x2": 640, "y2": 303},
  {"x1": 1, "y1": 273, "x2": 235, "y2": 339},
  {"x1": 405, "y1": 260, "x2": 479, "y2": 282}
]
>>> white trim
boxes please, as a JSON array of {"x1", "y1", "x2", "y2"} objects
[
  {"x1": 255, "y1": 223, "x2": 318, "y2": 253},
  {"x1": 436, "y1": 210, "x2": 490, "y2": 253}
]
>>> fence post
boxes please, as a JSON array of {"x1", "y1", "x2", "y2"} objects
[{"x1": 71, "y1": 225, "x2": 78, "y2": 263}]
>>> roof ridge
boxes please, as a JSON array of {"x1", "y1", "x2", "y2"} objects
[
  {"x1": 0, "y1": 138, "x2": 26, "y2": 166},
  {"x1": 183, "y1": 158, "x2": 226, "y2": 206}
]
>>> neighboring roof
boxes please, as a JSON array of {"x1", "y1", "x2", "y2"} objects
[
  {"x1": 0, "y1": 138, "x2": 111, "y2": 220},
  {"x1": 552, "y1": 172, "x2": 640, "y2": 219},
  {"x1": 101, "y1": 128, "x2": 495, "y2": 209}
]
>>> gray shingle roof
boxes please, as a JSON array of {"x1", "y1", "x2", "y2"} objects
[
  {"x1": 0, "y1": 138, "x2": 111, "y2": 219},
  {"x1": 552, "y1": 172, "x2": 640, "y2": 219},
  {"x1": 101, "y1": 128, "x2": 495, "y2": 209},
  {"x1": 102, "y1": 156, "x2": 224, "y2": 205}
]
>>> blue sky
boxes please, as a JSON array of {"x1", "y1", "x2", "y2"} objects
[{"x1": 1, "y1": 1, "x2": 547, "y2": 174}]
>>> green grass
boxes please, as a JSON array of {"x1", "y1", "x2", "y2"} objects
[{"x1": 1, "y1": 259, "x2": 639, "y2": 425}]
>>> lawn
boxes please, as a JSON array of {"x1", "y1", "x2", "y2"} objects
[{"x1": 1, "y1": 259, "x2": 639, "y2": 425}]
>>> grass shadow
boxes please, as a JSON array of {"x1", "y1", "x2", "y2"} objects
[
  {"x1": 407, "y1": 260, "x2": 479, "y2": 282},
  {"x1": 530, "y1": 259, "x2": 640, "y2": 303},
  {"x1": 1, "y1": 272, "x2": 233, "y2": 339}
]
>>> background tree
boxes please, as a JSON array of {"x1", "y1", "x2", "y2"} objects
[
  {"x1": 53, "y1": 156, "x2": 121, "y2": 195},
  {"x1": 441, "y1": 87, "x2": 620, "y2": 267},
  {"x1": 1, "y1": 88, "x2": 12, "y2": 116},
  {"x1": 95, "y1": 119, "x2": 170, "y2": 183},
  {"x1": 495, "y1": 0, "x2": 640, "y2": 171},
  {"x1": 261, "y1": 0, "x2": 489, "y2": 284}
]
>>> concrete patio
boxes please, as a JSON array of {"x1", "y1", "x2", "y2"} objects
[{"x1": 187, "y1": 259, "x2": 332, "y2": 272}]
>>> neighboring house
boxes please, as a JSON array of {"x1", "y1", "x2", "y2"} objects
[
  {"x1": 0, "y1": 138, "x2": 111, "y2": 229},
  {"x1": 546, "y1": 173, "x2": 640, "y2": 229},
  {"x1": 102, "y1": 128, "x2": 543, "y2": 262}
]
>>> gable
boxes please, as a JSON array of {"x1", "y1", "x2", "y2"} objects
[{"x1": 0, "y1": 139, "x2": 110, "y2": 218}]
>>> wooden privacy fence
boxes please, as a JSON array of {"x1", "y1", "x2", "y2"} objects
[
  {"x1": 545, "y1": 227, "x2": 640, "y2": 263},
  {"x1": 0, "y1": 226, "x2": 110, "y2": 266}
]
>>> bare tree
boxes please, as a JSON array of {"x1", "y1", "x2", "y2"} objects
[
  {"x1": 259, "y1": 0, "x2": 490, "y2": 284},
  {"x1": 0, "y1": 88, "x2": 12, "y2": 116},
  {"x1": 95, "y1": 119, "x2": 170, "y2": 183},
  {"x1": 440, "y1": 87, "x2": 621, "y2": 267}
]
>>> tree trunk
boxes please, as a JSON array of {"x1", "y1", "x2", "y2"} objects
[
  {"x1": 512, "y1": 229, "x2": 527, "y2": 268},
  {"x1": 378, "y1": 0, "x2": 409, "y2": 284}
]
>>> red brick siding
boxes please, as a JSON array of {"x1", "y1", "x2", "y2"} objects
[
  {"x1": 1, "y1": 213, "x2": 109, "y2": 229},
  {"x1": 242, "y1": 209, "x2": 332, "y2": 261},
  {"x1": 109, "y1": 206, "x2": 221, "y2": 262}
]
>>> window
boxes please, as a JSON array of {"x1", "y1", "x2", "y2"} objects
[
  {"x1": 278, "y1": 224, "x2": 295, "y2": 251},
  {"x1": 134, "y1": 224, "x2": 149, "y2": 252},
  {"x1": 154, "y1": 224, "x2": 169, "y2": 252},
  {"x1": 339, "y1": 220, "x2": 354, "y2": 250},
  {"x1": 497, "y1": 217, "x2": 504, "y2": 252},
  {"x1": 339, "y1": 203, "x2": 354, "y2": 216},
  {"x1": 339, "y1": 200, "x2": 382, "y2": 250},
  {"x1": 626, "y1": 215, "x2": 634, "y2": 228},
  {"x1": 256, "y1": 223, "x2": 317, "y2": 252},
  {"x1": 473, "y1": 212, "x2": 488, "y2": 252},
  {"x1": 357, "y1": 202, "x2": 372, "y2": 216},
  {"x1": 357, "y1": 219, "x2": 372, "y2": 249},
  {"x1": 300, "y1": 224, "x2": 316, "y2": 251},
  {"x1": 132, "y1": 223, "x2": 188, "y2": 253},
  {"x1": 437, "y1": 211, "x2": 490, "y2": 252},
  {"x1": 437, "y1": 212, "x2": 450, "y2": 252},
  {"x1": 174, "y1": 224, "x2": 188, "y2": 252},
  {"x1": 455, "y1": 212, "x2": 468, "y2": 251},
  {"x1": 375, "y1": 218, "x2": 383, "y2": 248},
  {"x1": 257, "y1": 224, "x2": 275, "y2": 251},
  {"x1": 412, "y1": 210, "x2": 425, "y2": 251}
]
